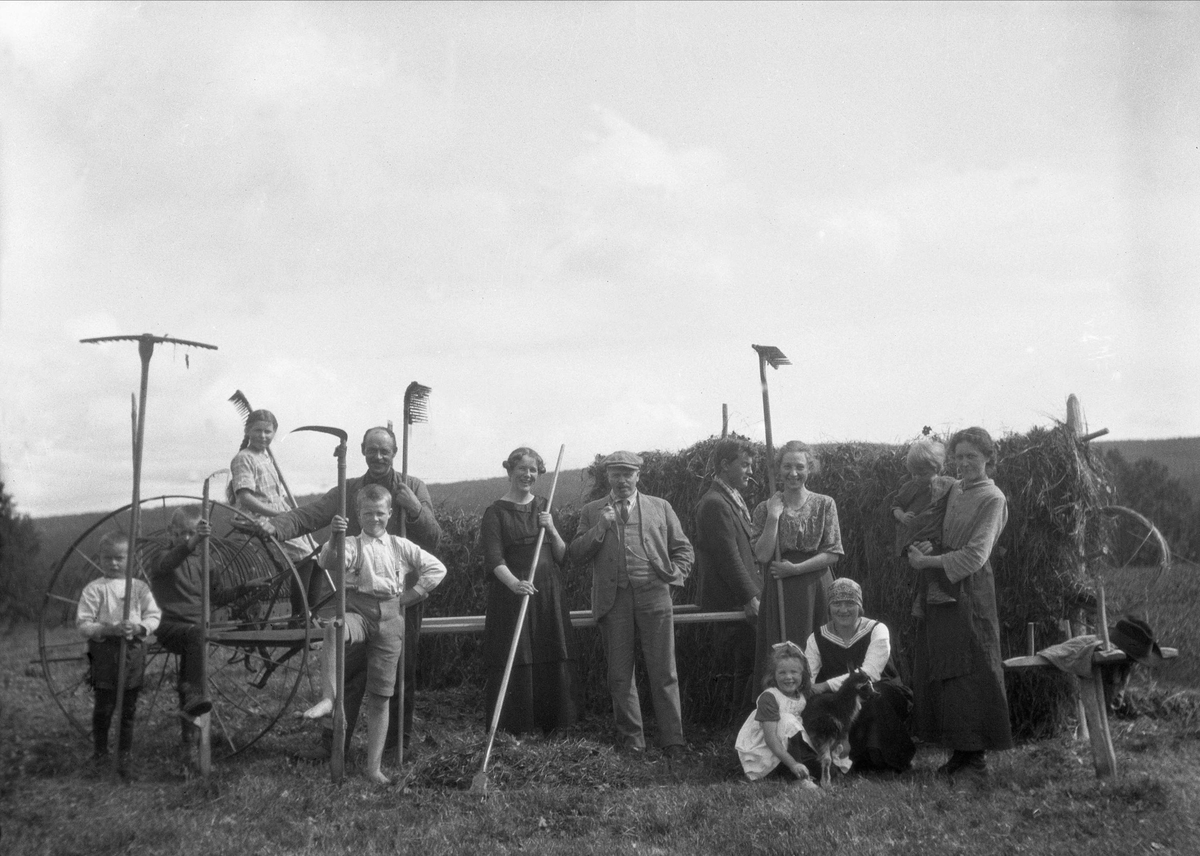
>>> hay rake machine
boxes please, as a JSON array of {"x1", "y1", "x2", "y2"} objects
[{"x1": 38, "y1": 494, "x2": 322, "y2": 758}]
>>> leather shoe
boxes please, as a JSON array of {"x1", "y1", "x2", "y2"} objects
[
  {"x1": 936, "y1": 751, "x2": 968, "y2": 775},
  {"x1": 662, "y1": 744, "x2": 686, "y2": 761}
]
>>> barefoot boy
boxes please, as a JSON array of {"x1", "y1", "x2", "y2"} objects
[{"x1": 302, "y1": 484, "x2": 446, "y2": 784}]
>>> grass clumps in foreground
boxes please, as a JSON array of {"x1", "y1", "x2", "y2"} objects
[{"x1": 5, "y1": 620, "x2": 1200, "y2": 856}]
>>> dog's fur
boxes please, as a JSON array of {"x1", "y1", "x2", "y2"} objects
[{"x1": 801, "y1": 668, "x2": 878, "y2": 787}]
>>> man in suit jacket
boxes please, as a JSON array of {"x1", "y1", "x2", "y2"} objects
[
  {"x1": 569, "y1": 451, "x2": 694, "y2": 756},
  {"x1": 694, "y1": 437, "x2": 762, "y2": 721}
]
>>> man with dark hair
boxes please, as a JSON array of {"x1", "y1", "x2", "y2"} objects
[
  {"x1": 694, "y1": 438, "x2": 762, "y2": 722},
  {"x1": 569, "y1": 451, "x2": 694, "y2": 757},
  {"x1": 263, "y1": 426, "x2": 442, "y2": 757}
]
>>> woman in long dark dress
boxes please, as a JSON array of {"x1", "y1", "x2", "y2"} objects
[
  {"x1": 907, "y1": 426, "x2": 1012, "y2": 777},
  {"x1": 751, "y1": 441, "x2": 843, "y2": 686},
  {"x1": 480, "y1": 447, "x2": 581, "y2": 735},
  {"x1": 804, "y1": 578, "x2": 915, "y2": 775}
]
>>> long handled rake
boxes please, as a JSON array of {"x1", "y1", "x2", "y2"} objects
[
  {"x1": 471, "y1": 444, "x2": 566, "y2": 796},
  {"x1": 81, "y1": 333, "x2": 217, "y2": 775},
  {"x1": 394, "y1": 381, "x2": 430, "y2": 769},
  {"x1": 752, "y1": 344, "x2": 791, "y2": 642}
]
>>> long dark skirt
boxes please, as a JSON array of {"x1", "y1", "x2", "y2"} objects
[
  {"x1": 753, "y1": 550, "x2": 831, "y2": 685},
  {"x1": 484, "y1": 660, "x2": 582, "y2": 735},
  {"x1": 912, "y1": 597, "x2": 1013, "y2": 752}
]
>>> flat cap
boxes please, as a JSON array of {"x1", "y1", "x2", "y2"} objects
[{"x1": 602, "y1": 450, "x2": 643, "y2": 470}]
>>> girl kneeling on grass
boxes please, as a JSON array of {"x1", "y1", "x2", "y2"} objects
[{"x1": 735, "y1": 641, "x2": 820, "y2": 789}]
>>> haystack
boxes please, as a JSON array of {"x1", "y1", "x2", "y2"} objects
[{"x1": 419, "y1": 423, "x2": 1112, "y2": 737}]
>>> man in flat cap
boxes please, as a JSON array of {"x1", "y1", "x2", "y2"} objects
[{"x1": 569, "y1": 451, "x2": 694, "y2": 757}]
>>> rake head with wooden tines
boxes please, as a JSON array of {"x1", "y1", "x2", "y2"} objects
[
  {"x1": 752, "y1": 344, "x2": 791, "y2": 369},
  {"x1": 404, "y1": 382, "x2": 431, "y2": 425},
  {"x1": 229, "y1": 390, "x2": 254, "y2": 426}
]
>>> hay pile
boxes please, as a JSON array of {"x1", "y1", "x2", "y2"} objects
[{"x1": 418, "y1": 424, "x2": 1112, "y2": 737}]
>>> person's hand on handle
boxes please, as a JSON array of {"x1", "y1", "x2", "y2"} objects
[{"x1": 394, "y1": 483, "x2": 422, "y2": 518}]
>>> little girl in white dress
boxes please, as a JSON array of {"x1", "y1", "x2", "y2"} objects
[{"x1": 736, "y1": 641, "x2": 819, "y2": 787}]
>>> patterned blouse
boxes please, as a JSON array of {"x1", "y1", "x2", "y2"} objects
[{"x1": 751, "y1": 491, "x2": 844, "y2": 556}]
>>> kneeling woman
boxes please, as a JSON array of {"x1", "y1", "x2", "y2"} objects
[{"x1": 804, "y1": 578, "x2": 915, "y2": 774}]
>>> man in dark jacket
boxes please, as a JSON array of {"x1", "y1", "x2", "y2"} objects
[{"x1": 694, "y1": 438, "x2": 761, "y2": 721}]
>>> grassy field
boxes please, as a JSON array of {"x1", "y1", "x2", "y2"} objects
[{"x1": 3, "y1": 621, "x2": 1200, "y2": 856}]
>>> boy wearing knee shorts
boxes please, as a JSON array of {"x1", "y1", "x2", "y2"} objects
[{"x1": 302, "y1": 484, "x2": 445, "y2": 784}]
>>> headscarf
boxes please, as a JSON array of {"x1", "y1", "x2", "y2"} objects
[{"x1": 828, "y1": 577, "x2": 863, "y2": 608}]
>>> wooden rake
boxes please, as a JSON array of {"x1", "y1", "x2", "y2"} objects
[
  {"x1": 394, "y1": 381, "x2": 430, "y2": 770},
  {"x1": 81, "y1": 333, "x2": 217, "y2": 775}
]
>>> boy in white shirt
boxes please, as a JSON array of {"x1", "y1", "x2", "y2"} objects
[
  {"x1": 76, "y1": 532, "x2": 162, "y2": 775},
  {"x1": 301, "y1": 484, "x2": 446, "y2": 784}
]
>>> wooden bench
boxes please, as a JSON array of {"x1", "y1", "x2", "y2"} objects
[{"x1": 1004, "y1": 619, "x2": 1178, "y2": 779}]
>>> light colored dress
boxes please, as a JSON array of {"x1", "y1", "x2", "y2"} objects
[
  {"x1": 736, "y1": 687, "x2": 810, "y2": 780},
  {"x1": 230, "y1": 447, "x2": 316, "y2": 562}
]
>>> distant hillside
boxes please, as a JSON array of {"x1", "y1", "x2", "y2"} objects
[
  {"x1": 428, "y1": 469, "x2": 592, "y2": 516},
  {"x1": 30, "y1": 471, "x2": 596, "y2": 573},
  {"x1": 1096, "y1": 437, "x2": 1200, "y2": 500}
]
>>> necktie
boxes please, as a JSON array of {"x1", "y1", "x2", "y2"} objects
[{"x1": 618, "y1": 500, "x2": 630, "y2": 524}]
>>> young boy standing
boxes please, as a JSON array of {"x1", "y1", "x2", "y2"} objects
[
  {"x1": 77, "y1": 532, "x2": 162, "y2": 776},
  {"x1": 302, "y1": 484, "x2": 446, "y2": 784}
]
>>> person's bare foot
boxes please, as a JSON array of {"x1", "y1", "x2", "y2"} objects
[
  {"x1": 300, "y1": 698, "x2": 333, "y2": 720},
  {"x1": 365, "y1": 769, "x2": 391, "y2": 786}
]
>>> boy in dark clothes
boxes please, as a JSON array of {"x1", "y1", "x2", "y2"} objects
[{"x1": 149, "y1": 506, "x2": 216, "y2": 721}]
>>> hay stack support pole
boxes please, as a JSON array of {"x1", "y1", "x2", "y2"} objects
[{"x1": 1066, "y1": 394, "x2": 1117, "y2": 778}]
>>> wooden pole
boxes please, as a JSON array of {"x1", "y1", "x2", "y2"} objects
[
  {"x1": 1060, "y1": 618, "x2": 1090, "y2": 742},
  {"x1": 198, "y1": 478, "x2": 213, "y2": 776},
  {"x1": 1066, "y1": 393, "x2": 1116, "y2": 777},
  {"x1": 332, "y1": 439, "x2": 348, "y2": 783},
  {"x1": 758, "y1": 353, "x2": 787, "y2": 641},
  {"x1": 109, "y1": 337, "x2": 153, "y2": 773}
]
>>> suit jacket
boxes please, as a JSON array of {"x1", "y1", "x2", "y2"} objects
[
  {"x1": 569, "y1": 492, "x2": 694, "y2": 620},
  {"x1": 694, "y1": 484, "x2": 762, "y2": 611}
]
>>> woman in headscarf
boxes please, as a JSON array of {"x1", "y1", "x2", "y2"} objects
[{"x1": 804, "y1": 577, "x2": 915, "y2": 774}]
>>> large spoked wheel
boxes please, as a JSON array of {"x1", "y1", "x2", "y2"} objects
[
  {"x1": 1088, "y1": 504, "x2": 1172, "y2": 585},
  {"x1": 38, "y1": 494, "x2": 320, "y2": 758}
]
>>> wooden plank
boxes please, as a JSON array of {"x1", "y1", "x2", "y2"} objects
[
  {"x1": 1080, "y1": 668, "x2": 1117, "y2": 778},
  {"x1": 207, "y1": 608, "x2": 748, "y2": 644},
  {"x1": 1004, "y1": 646, "x2": 1178, "y2": 670}
]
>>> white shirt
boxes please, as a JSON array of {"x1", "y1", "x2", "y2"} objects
[
  {"x1": 77, "y1": 576, "x2": 162, "y2": 641},
  {"x1": 320, "y1": 532, "x2": 447, "y2": 600}
]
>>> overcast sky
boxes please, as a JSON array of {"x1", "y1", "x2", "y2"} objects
[{"x1": 1, "y1": 1, "x2": 1197, "y2": 518}]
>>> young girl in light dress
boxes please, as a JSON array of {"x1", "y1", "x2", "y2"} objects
[{"x1": 735, "y1": 641, "x2": 819, "y2": 788}]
